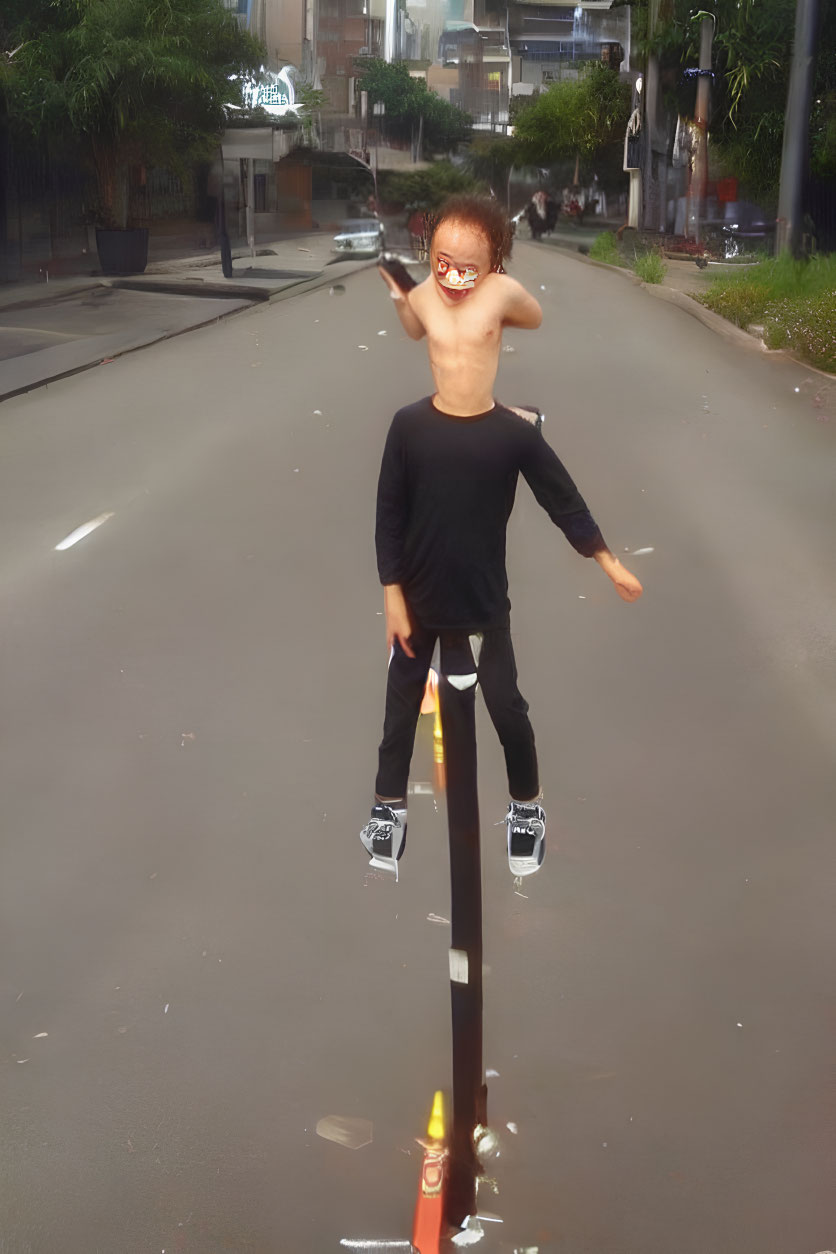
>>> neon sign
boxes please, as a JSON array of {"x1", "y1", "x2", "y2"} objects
[{"x1": 240, "y1": 66, "x2": 297, "y2": 116}]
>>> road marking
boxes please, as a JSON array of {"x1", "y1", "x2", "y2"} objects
[{"x1": 54, "y1": 512, "x2": 114, "y2": 551}]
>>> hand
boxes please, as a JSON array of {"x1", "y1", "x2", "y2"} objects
[
  {"x1": 609, "y1": 558, "x2": 644, "y2": 603},
  {"x1": 384, "y1": 585, "x2": 416, "y2": 657},
  {"x1": 377, "y1": 265, "x2": 405, "y2": 300}
]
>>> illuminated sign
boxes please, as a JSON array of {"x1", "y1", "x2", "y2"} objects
[{"x1": 240, "y1": 66, "x2": 297, "y2": 116}]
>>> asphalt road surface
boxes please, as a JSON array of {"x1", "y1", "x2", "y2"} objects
[{"x1": 1, "y1": 242, "x2": 835, "y2": 1253}]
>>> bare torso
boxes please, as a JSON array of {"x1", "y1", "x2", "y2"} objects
[{"x1": 410, "y1": 271, "x2": 510, "y2": 415}]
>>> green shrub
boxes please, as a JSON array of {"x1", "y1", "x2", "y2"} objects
[
  {"x1": 589, "y1": 230, "x2": 620, "y2": 264},
  {"x1": 634, "y1": 252, "x2": 667, "y2": 284},
  {"x1": 699, "y1": 256, "x2": 836, "y2": 372},
  {"x1": 763, "y1": 294, "x2": 836, "y2": 373},
  {"x1": 701, "y1": 280, "x2": 768, "y2": 328}
]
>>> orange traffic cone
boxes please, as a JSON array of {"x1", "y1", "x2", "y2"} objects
[{"x1": 412, "y1": 1091, "x2": 447, "y2": 1254}]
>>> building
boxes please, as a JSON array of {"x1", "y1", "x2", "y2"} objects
[{"x1": 508, "y1": 0, "x2": 629, "y2": 92}]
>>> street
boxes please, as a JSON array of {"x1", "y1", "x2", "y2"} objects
[{"x1": 1, "y1": 240, "x2": 835, "y2": 1253}]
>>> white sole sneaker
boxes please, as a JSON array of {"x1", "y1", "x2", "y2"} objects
[
  {"x1": 360, "y1": 804, "x2": 407, "y2": 880},
  {"x1": 505, "y1": 801, "x2": 546, "y2": 877}
]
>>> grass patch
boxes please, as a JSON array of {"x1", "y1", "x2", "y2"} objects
[
  {"x1": 699, "y1": 253, "x2": 836, "y2": 372},
  {"x1": 588, "y1": 230, "x2": 621, "y2": 264},
  {"x1": 634, "y1": 251, "x2": 667, "y2": 284}
]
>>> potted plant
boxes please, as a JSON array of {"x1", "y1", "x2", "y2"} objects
[{"x1": 2, "y1": 0, "x2": 263, "y2": 275}]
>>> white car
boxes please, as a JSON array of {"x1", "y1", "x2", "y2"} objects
[{"x1": 332, "y1": 218, "x2": 385, "y2": 257}]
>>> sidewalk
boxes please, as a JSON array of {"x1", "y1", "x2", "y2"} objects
[{"x1": 0, "y1": 230, "x2": 389, "y2": 402}]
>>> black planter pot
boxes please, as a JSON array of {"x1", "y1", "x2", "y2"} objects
[{"x1": 95, "y1": 227, "x2": 149, "y2": 276}]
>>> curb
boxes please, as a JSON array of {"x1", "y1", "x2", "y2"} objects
[
  {"x1": 552, "y1": 245, "x2": 836, "y2": 379},
  {"x1": 0, "y1": 256, "x2": 374, "y2": 403}
]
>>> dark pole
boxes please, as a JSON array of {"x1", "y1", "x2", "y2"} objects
[
  {"x1": 775, "y1": 0, "x2": 821, "y2": 256},
  {"x1": 438, "y1": 634, "x2": 487, "y2": 1231},
  {"x1": 217, "y1": 146, "x2": 233, "y2": 279},
  {"x1": 685, "y1": 14, "x2": 713, "y2": 242}
]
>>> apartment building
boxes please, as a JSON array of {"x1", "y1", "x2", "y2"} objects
[{"x1": 508, "y1": 0, "x2": 629, "y2": 91}]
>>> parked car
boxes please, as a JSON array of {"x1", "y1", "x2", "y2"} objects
[{"x1": 332, "y1": 218, "x2": 385, "y2": 257}]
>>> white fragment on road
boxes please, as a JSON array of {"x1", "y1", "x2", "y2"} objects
[
  {"x1": 54, "y1": 512, "x2": 115, "y2": 551},
  {"x1": 358, "y1": 345, "x2": 369, "y2": 351},
  {"x1": 377, "y1": 330, "x2": 387, "y2": 336},
  {"x1": 578, "y1": 595, "x2": 586, "y2": 599},
  {"x1": 340, "y1": 1242, "x2": 415, "y2": 1251},
  {"x1": 486, "y1": 1068, "x2": 500, "y2": 1078},
  {"x1": 164, "y1": 1004, "x2": 170, "y2": 1014},
  {"x1": 317, "y1": 1115, "x2": 373, "y2": 1150},
  {"x1": 426, "y1": 913, "x2": 450, "y2": 926},
  {"x1": 313, "y1": 409, "x2": 322, "y2": 415},
  {"x1": 506, "y1": 1122, "x2": 518, "y2": 1135},
  {"x1": 737, "y1": 1022, "x2": 743, "y2": 1027},
  {"x1": 449, "y1": 948, "x2": 469, "y2": 984},
  {"x1": 629, "y1": 547, "x2": 655, "y2": 556},
  {"x1": 17, "y1": 1058, "x2": 29, "y2": 1064},
  {"x1": 514, "y1": 890, "x2": 529, "y2": 899},
  {"x1": 33, "y1": 1033, "x2": 48, "y2": 1039},
  {"x1": 502, "y1": 344, "x2": 515, "y2": 353},
  {"x1": 294, "y1": 468, "x2": 300, "y2": 473}
]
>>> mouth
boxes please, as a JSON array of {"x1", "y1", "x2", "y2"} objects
[{"x1": 437, "y1": 280, "x2": 472, "y2": 302}]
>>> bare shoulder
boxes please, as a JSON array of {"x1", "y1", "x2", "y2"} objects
[{"x1": 483, "y1": 271, "x2": 526, "y2": 307}]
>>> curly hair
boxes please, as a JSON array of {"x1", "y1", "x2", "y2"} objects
[{"x1": 425, "y1": 195, "x2": 513, "y2": 274}]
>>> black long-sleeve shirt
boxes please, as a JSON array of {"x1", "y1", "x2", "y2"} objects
[{"x1": 375, "y1": 397, "x2": 606, "y2": 631}]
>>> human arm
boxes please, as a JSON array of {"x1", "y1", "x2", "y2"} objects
[
  {"x1": 593, "y1": 548, "x2": 644, "y2": 602},
  {"x1": 378, "y1": 265, "x2": 427, "y2": 340},
  {"x1": 500, "y1": 275, "x2": 543, "y2": 330},
  {"x1": 376, "y1": 416, "x2": 416, "y2": 655},
  {"x1": 520, "y1": 432, "x2": 644, "y2": 602},
  {"x1": 383, "y1": 583, "x2": 416, "y2": 657}
]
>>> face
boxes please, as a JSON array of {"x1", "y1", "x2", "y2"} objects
[{"x1": 430, "y1": 220, "x2": 492, "y2": 304}]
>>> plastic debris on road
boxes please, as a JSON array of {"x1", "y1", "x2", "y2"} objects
[
  {"x1": 358, "y1": 345, "x2": 369, "y2": 351},
  {"x1": 629, "y1": 547, "x2": 655, "y2": 556},
  {"x1": 486, "y1": 1068, "x2": 500, "y2": 1078},
  {"x1": 451, "y1": 1216, "x2": 485, "y2": 1246},
  {"x1": 502, "y1": 345, "x2": 516, "y2": 353},
  {"x1": 33, "y1": 1033, "x2": 48, "y2": 1039},
  {"x1": 426, "y1": 913, "x2": 450, "y2": 926},
  {"x1": 377, "y1": 330, "x2": 387, "y2": 336},
  {"x1": 506, "y1": 1122, "x2": 518, "y2": 1135},
  {"x1": 316, "y1": 1115, "x2": 373, "y2": 1150},
  {"x1": 340, "y1": 1242, "x2": 415, "y2": 1251}
]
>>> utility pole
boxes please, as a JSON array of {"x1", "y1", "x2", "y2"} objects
[
  {"x1": 775, "y1": 0, "x2": 821, "y2": 256},
  {"x1": 437, "y1": 634, "x2": 487, "y2": 1231},
  {"x1": 685, "y1": 13, "x2": 714, "y2": 242}
]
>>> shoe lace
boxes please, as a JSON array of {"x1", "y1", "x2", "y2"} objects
[{"x1": 366, "y1": 819, "x2": 393, "y2": 843}]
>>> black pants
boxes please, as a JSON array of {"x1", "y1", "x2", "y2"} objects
[{"x1": 375, "y1": 620, "x2": 539, "y2": 803}]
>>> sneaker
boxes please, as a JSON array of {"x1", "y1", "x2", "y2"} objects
[
  {"x1": 504, "y1": 800, "x2": 546, "y2": 876},
  {"x1": 360, "y1": 803, "x2": 407, "y2": 879}
]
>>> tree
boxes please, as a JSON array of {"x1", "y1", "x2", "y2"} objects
[
  {"x1": 624, "y1": 0, "x2": 835, "y2": 203},
  {"x1": 511, "y1": 63, "x2": 631, "y2": 181},
  {"x1": 378, "y1": 161, "x2": 483, "y2": 211},
  {"x1": 1, "y1": 0, "x2": 264, "y2": 228},
  {"x1": 353, "y1": 57, "x2": 472, "y2": 157}
]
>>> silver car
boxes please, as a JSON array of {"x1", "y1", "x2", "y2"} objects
[{"x1": 332, "y1": 218, "x2": 385, "y2": 257}]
